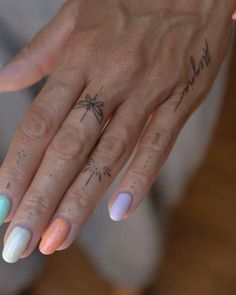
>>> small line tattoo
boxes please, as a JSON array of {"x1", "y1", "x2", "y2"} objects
[
  {"x1": 75, "y1": 93, "x2": 104, "y2": 124},
  {"x1": 6, "y1": 182, "x2": 10, "y2": 189},
  {"x1": 174, "y1": 38, "x2": 211, "y2": 112},
  {"x1": 82, "y1": 159, "x2": 111, "y2": 186}
]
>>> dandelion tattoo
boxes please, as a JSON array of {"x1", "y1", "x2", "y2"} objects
[
  {"x1": 75, "y1": 94, "x2": 104, "y2": 124},
  {"x1": 82, "y1": 159, "x2": 111, "y2": 186},
  {"x1": 174, "y1": 38, "x2": 211, "y2": 112}
]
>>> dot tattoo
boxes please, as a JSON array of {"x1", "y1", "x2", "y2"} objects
[
  {"x1": 82, "y1": 159, "x2": 111, "y2": 186},
  {"x1": 74, "y1": 93, "x2": 104, "y2": 124},
  {"x1": 6, "y1": 182, "x2": 10, "y2": 189},
  {"x1": 130, "y1": 181, "x2": 136, "y2": 190},
  {"x1": 174, "y1": 38, "x2": 211, "y2": 112},
  {"x1": 16, "y1": 149, "x2": 26, "y2": 165}
]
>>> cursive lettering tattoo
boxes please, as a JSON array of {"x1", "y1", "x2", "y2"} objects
[
  {"x1": 82, "y1": 159, "x2": 111, "y2": 186},
  {"x1": 75, "y1": 94, "x2": 104, "y2": 124},
  {"x1": 174, "y1": 38, "x2": 211, "y2": 112}
]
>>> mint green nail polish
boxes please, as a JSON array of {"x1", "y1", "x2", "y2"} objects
[{"x1": 0, "y1": 195, "x2": 11, "y2": 225}]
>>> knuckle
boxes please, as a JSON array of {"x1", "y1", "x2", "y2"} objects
[
  {"x1": 95, "y1": 134, "x2": 127, "y2": 163},
  {"x1": 144, "y1": 130, "x2": 173, "y2": 154},
  {"x1": 109, "y1": 49, "x2": 146, "y2": 80},
  {"x1": 129, "y1": 167, "x2": 149, "y2": 188},
  {"x1": 19, "y1": 107, "x2": 53, "y2": 144},
  {"x1": 69, "y1": 31, "x2": 101, "y2": 61},
  {"x1": 24, "y1": 190, "x2": 50, "y2": 215},
  {"x1": 3, "y1": 165, "x2": 26, "y2": 184},
  {"x1": 70, "y1": 190, "x2": 91, "y2": 209},
  {"x1": 49, "y1": 127, "x2": 84, "y2": 161}
]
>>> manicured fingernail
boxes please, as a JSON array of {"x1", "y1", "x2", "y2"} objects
[
  {"x1": 2, "y1": 226, "x2": 31, "y2": 263},
  {"x1": 109, "y1": 192, "x2": 133, "y2": 221},
  {"x1": 39, "y1": 218, "x2": 70, "y2": 255},
  {"x1": 0, "y1": 195, "x2": 11, "y2": 225}
]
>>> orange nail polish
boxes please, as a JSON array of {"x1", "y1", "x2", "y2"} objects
[{"x1": 39, "y1": 218, "x2": 70, "y2": 255}]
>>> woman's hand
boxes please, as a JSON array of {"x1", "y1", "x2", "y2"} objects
[{"x1": 0, "y1": 0, "x2": 235, "y2": 263}]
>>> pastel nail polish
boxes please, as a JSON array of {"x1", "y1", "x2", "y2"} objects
[
  {"x1": 109, "y1": 192, "x2": 133, "y2": 221},
  {"x1": 2, "y1": 226, "x2": 31, "y2": 263},
  {"x1": 0, "y1": 195, "x2": 11, "y2": 225},
  {"x1": 39, "y1": 218, "x2": 70, "y2": 255}
]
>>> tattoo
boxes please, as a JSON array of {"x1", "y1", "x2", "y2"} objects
[
  {"x1": 82, "y1": 159, "x2": 111, "y2": 186},
  {"x1": 16, "y1": 149, "x2": 26, "y2": 164},
  {"x1": 6, "y1": 182, "x2": 10, "y2": 189},
  {"x1": 131, "y1": 181, "x2": 136, "y2": 189},
  {"x1": 27, "y1": 211, "x2": 32, "y2": 220},
  {"x1": 174, "y1": 38, "x2": 211, "y2": 112},
  {"x1": 75, "y1": 93, "x2": 104, "y2": 124}
]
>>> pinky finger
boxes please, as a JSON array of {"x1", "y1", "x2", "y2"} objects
[{"x1": 108, "y1": 102, "x2": 185, "y2": 221}]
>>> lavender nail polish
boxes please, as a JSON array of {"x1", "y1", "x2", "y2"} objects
[{"x1": 109, "y1": 192, "x2": 133, "y2": 221}]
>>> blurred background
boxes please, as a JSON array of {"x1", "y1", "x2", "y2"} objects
[{"x1": 0, "y1": 2, "x2": 236, "y2": 295}]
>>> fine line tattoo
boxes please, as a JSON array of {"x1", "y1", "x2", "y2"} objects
[
  {"x1": 174, "y1": 38, "x2": 211, "y2": 112},
  {"x1": 75, "y1": 93, "x2": 104, "y2": 124},
  {"x1": 82, "y1": 159, "x2": 111, "y2": 186}
]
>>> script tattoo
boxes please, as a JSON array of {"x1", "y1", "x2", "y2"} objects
[
  {"x1": 174, "y1": 38, "x2": 211, "y2": 112},
  {"x1": 75, "y1": 94, "x2": 104, "y2": 124},
  {"x1": 82, "y1": 159, "x2": 111, "y2": 186}
]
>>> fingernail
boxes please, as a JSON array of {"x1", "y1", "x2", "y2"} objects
[
  {"x1": 109, "y1": 192, "x2": 133, "y2": 221},
  {"x1": 0, "y1": 195, "x2": 11, "y2": 225},
  {"x1": 2, "y1": 226, "x2": 31, "y2": 263},
  {"x1": 39, "y1": 218, "x2": 70, "y2": 255}
]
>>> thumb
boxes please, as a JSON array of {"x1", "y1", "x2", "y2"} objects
[{"x1": 0, "y1": 2, "x2": 77, "y2": 92}]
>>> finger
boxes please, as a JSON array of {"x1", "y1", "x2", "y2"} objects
[
  {"x1": 0, "y1": 1, "x2": 78, "y2": 92},
  {"x1": 38, "y1": 99, "x2": 150, "y2": 254},
  {"x1": 107, "y1": 99, "x2": 187, "y2": 221},
  {"x1": 2, "y1": 82, "x2": 124, "y2": 262},
  {"x1": 233, "y1": 11, "x2": 236, "y2": 20},
  {"x1": 0, "y1": 55, "x2": 86, "y2": 228}
]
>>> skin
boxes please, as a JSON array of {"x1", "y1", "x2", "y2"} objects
[{"x1": 0, "y1": 0, "x2": 235, "y2": 261}]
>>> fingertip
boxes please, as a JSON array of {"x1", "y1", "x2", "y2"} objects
[
  {"x1": 108, "y1": 192, "x2": 133, "y2": 221},
  {"x1": 39, "y1": 218, "x2": 70, "y2": 255}
]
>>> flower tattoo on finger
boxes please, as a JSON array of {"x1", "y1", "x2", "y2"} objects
[{"x1": 75, "y1": 94, "x2": 104, "y2": 124}]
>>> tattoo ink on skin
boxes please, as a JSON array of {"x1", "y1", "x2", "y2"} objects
[
  {"x1": 27, "y1": 211, "x2": 32, "y2": 220},
  {"x1": 6, "y1": 182, "x2": 10, "y2": 189},
  {"x1": 82, "y1": 159, "x2": 111, "y2": 186},
  {"x1": 174, "y1": 38, "x2": 211, "y2": 112},
  {"x1": 16, "y1": 150, "x2": 26, "y2": 165},
  {"x1": 74, "y1": 93, "x2": 104, "y2": 124},
  {"x1": 131, "y1": 181, "x2": 136, "y2": 189}
]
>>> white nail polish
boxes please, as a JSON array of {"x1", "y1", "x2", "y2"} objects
[
  {"x1": 2, "y1": 226, "x2": 31, "y2": 263},
  {"x1": 109, "y1": 192, "x2": 133, "y2": 221}
]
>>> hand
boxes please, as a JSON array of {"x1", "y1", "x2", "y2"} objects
[{"x1": 0, "y1": 0, "x2": 235, "y2": 263}]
